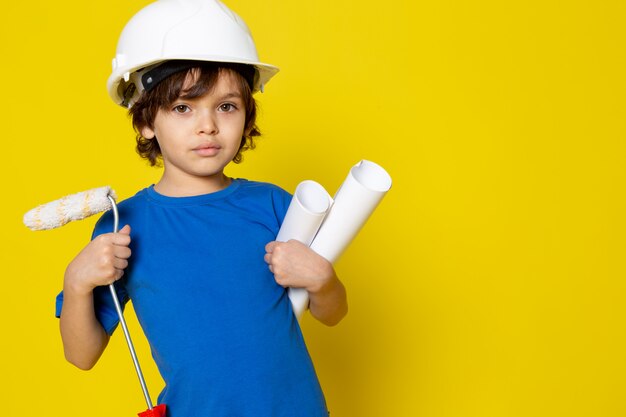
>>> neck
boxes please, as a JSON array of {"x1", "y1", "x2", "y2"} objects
[{"x1": 154, "y1": 172, "x2": 232, "y2": 197}]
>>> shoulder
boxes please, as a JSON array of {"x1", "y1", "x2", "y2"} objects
[
  {"x1": 234, "y1": 179, "x2": 291, "y2": 201},
  {"x1": 92, "y1": 187, "x2": 150, "y2": 237},
  {"x1": 235, "y1": 178, "x2": 290, "y2": 194},
  {"x1": 231, "y1": 179, "x2": 293, "y2": 221}
]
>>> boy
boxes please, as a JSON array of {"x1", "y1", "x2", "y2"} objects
[{"x1": 56, "y1": 1, "x2": 347, "y2": 416}]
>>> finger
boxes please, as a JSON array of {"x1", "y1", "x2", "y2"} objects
[
  {"x1": 112, "y1": 232, "x2": 131, "y2": 247},
  {"x1": 113, "y1": 258, "x2": 129, "y2": 270},
  {"x1": 118, "y1": 224, "x2": 131, "y2": 235},
  {"x1": 114, "y1": 246, "x2": 132, "y2": 260},
  {"x1": 287, "y1": 239, "x2": 304, "y2": 248},
  {"x1": 264, "y1": 252, "x2": 272, "y2": 264},
  {"x1": 114, "y1": 268, "x2": 125, "y2": 281},
  {"x1": 265, "y1": 241, "x2": 278, "y2": 253},
  {"x1": 101, "y1": 265, "x2": 123, "y2": 285},
  {"x1": 273, "y1": 273, "x2": 288, "y2": 288}
]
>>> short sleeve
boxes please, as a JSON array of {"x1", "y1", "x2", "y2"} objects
[{"x1": 271, "y1": 185, "x2": 293, "y2": 225}]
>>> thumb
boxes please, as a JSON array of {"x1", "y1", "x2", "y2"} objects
[{"x1": 118, "y1": 224, "x2": 131, "y2": 235}]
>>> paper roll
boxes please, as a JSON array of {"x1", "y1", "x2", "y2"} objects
[
  {"x1": 310, "y1": 160, "x2": 392, "y2": 263},
  {"x1": 276, "y1": 160, "x2": 392, "y2": 318},
  {"x1": 276, "y1": 181, "x2": 333, "y2": 317},
  {"x1": 276, "y1": 180, "x2": 333, "y2": 245}
]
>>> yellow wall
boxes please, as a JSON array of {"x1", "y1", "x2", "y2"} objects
[{"x1": 3, "y1": 0, "x2": 625, "y2": 415}]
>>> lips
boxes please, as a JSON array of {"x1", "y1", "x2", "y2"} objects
[{"x1": 193, "y1": 142, "x2": 221, "y2": 157}]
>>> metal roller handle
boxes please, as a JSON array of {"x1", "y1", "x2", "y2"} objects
[{"x1": 107, "y1": 195, "x2": 154, "y2": 410}]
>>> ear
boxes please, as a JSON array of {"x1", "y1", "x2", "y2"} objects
[{"x1": 141, "y1": 125, "x2": 156, "y2": 139}]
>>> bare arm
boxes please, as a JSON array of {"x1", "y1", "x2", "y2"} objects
[
  {"x1": 264, "y1": 240, "x2": 348, "y2": 326},
  {"x1": 60, "y1": 285, "x2": 110, "y2": 370},
  {"x1": 307, "y1": 268, "x2": 348, "y2": 326},
  {"x1": 60, "y1": 225, "x2": 132, "y2": 369}
]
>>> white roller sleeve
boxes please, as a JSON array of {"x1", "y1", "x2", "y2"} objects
[
  {"x1": 276, "y1": 181, "x2": 333, "y2": 318},
  {"x1": 276, "y1": 160, "x2": 392, "y2": 318},
  {"x1": 23, "y1": 186, "x2": 116, "y2": 231}
]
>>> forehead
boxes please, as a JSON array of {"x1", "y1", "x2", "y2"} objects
[{"x1": 180, "y1": 68, "x2": 243, "y2": 96}]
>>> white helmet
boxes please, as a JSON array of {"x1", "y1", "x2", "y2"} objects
[{"x1": 107, "y1": 0, "x2": 279, "y2": 108}]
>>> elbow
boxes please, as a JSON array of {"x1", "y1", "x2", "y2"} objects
[
  {"x1": 59, "y1": 321, "x2": 109, "y2": 371},
  {"x1": 62, "y1": 336, "x2": 108, "y2": 371},
  {"x1": 74, "y1": 362, "x2": 96, "y2": 371},
  {"x1": 322, "y1": 317, "x2": 342, "y2": 327},
  {"x1": 64, "y1": 352, "x2": 98, "y2": 371}
]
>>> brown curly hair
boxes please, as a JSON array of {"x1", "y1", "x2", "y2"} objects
[{"x1": 129, "y1": 62, "x2": 260, "y2": 166}]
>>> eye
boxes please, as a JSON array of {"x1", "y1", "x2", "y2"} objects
[
  {"x1": 218, "y1": 103, "x2": 236, "y2": 112},
  {"x1": 173, "y1": 104, "x2": 190, "y2": 113}
]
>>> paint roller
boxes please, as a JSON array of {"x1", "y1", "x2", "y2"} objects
[
  {"x1": 23, "y1": 186, "x2": 117, "y2": 231},
  {"x1": 24, "y1": 186, "x2": 166, "y2": 417}
]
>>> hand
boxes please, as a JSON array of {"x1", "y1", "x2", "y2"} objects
[
  {"x1": 264, "y1": 240, "x2": 336, "y2": 294},
  {"x1": 64, "y1": 225, "x2": 132, "y2": 295}
]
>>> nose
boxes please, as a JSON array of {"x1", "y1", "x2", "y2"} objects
[{"x1": 196, "y1": 110, "x2": 218, "y2": 135}]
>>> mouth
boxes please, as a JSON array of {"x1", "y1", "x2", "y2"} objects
[{"x1": 193, "y1": 143, "x2": 221, "y2": 157}]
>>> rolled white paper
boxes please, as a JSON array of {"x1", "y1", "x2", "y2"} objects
[
  {"x1": 310, "y1": 160, "x2": 392, "y2": 262},
  {"x1": 276, "y1": 180, "x2": 333, "y2": 245},
  {"x1": 276, "y1": 181, "x2": 333, "y2": 317},
  {"x1": 278, "y1": 160, "x2": 392, "y2": 318}
]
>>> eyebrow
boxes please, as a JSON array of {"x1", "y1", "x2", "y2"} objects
[
  {"x1": 177, "y1": 89, "x2": 244, "y2": 102},
  {"x1": 218, "y1": 92, "x2": 243, "y2": 101}
]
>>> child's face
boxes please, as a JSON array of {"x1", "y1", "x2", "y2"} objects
[{"x1": 141, "y1": 70, "x2": 248, "y2": 184}]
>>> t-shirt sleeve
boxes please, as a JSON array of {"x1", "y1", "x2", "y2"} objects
[
  {"x1": 271, "y1": 184, "x2": 294, "y2": 225},
  {"x1": 54, "y1": 211, "x2": 129, "y2": 335}
]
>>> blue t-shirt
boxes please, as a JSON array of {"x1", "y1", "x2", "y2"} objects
[{"x1": 56, "y1": 179, "x2": 328, "y2": 417}]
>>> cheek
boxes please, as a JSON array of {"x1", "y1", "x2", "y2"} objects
[
  {"x1": 225, "y1": 117, "x2": 247, "y2": 140},
  {"x1": 238, "y1": 115, "x2": 249, "y2": 136}
]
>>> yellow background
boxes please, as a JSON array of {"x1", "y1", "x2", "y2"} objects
[{"x1": 2, "y1": 0, "x2": 625, "y2": 416}]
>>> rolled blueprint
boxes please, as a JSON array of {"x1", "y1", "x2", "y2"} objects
[
  {"x1": 277, "y1": 160, "x2": 392, "y2": 318},
  {"x1": 277, "y1": 181, "x2": 333, "y2": 318}
]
